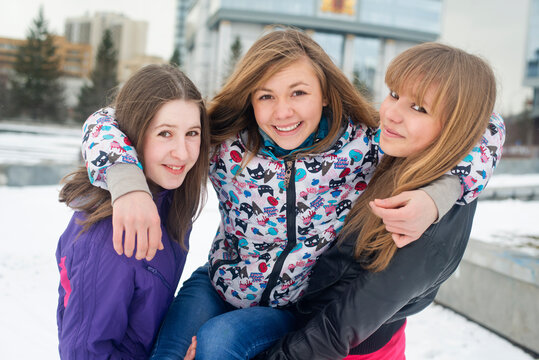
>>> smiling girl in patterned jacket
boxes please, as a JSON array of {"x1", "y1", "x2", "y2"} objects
[{"x1": 80, "y1": 29, "x2": 504, "y2": 359}]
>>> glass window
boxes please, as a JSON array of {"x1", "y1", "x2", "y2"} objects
[
  {"x1": 352, "y1": 36, "x2": 380, "y2": 95},
  {"x1": 312, "y1": 32, "x2": 343, "y2": 67},
  {"x1": 218, "y1": 0, "x2": 315, "y2": 16},
  {"x1": 526, "y1": 0, "x2": 539, "y2": 79},
  {"x1": 359, "y1": 0, "x2": 441, "y2": 34}
]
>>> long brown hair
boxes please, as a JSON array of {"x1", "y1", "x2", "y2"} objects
[
  {"x1": 59, "y1": 64, "x2": 210, "y2": 246},
  {"x1": 208, "y1": 27, "x2": 378, "y2": 159},
  {"x1": 340, "y1": 42, "x2": 497, "y2": 272}
]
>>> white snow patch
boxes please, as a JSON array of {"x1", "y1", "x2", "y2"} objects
[{"x1": 0, "y1": 185, "x2": 535, "y2": 359}]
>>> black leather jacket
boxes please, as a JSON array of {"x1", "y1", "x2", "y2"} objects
[{"x1": 258, "y1": 201, "x2": 477, "y2": 359}]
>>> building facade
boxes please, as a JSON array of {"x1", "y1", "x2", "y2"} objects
[
  {"x1": 179, "y1": 0, "x2": 441, "y2": 100},
  {"x1": 0, "y1": 36, "x2": 92, "y2": 78},
  {"x1": 65, "y1": 12, "x2": 148, "y2": 82},
  {"x1": 524, "y1": 0, "x2": 539, "y2": 144},
  {"x1": 525, "y1": 0, "x2": 539, "y2": 118},
  {"x1": 174, "y1": 0, "x2": 195, "y2": 61}
]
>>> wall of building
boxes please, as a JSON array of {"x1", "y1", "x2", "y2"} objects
[
  {"x1": 0, "y1": 36, "x2": 92, "y2": 79},
  {"x1": 440, "y1": 0, "x2": 533, "y2": 116},
  {"x1": 65, "y1": 12, "x2": 149, "y2": 82},
  {"x1": 182, "y1": 0, "x2": 441, "y2": 99}
]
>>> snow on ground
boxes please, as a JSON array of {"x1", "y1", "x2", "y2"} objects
[
  {"x1": 472, "y1": 199, "x2": 539, "y2": 256},
  {"x1": 0, "y1": 185, "x2": 536, "y2": 359},
  {"x1": 0, "y1": 123, "x2": 81, "y2": 165},
  {"x1": 487, "y1": 173, "x2": 539, "y2": 188}
]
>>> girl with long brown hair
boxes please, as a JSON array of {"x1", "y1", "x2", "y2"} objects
[
  {"x1": 259, "y1": 42, "x2": 504, "y2": 359},
  {"x1": 78, "y1": 30, "x2": 503, "y2": 359},
  {"x1": 56, "y1": 64, "x2": 210, "y2": 358}
]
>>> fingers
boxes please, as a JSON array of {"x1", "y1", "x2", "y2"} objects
[
  {"x1": 111, "y1": 191, "x2": 164, "y2": 260},
  {"x1": 123, "y1": 226, "x2": 136, "y2": 258},
  {"x1": 184, "y1": 347, "x2": 195, "y2": 360},
  {"x1": 184, "y1": 336, "x2": 197, "y2": 360},
  {"x1": 146, "y1": 224, "x2": 163, "y2": 261},
  {"x1": 112, "y1": 220, "x2": 124, "y2": 256},
  {"x1": 384, "y1": 224, "x2": 410, "y2": 235},
  {"x1": 135, "y1": 228, "x2": 148, "y2": 260},
  {"x1": 373, "y1": 192, "x2": 409, "y2": 209},
  {"x1": 392, "y1": 233, "x2": 417, "y2": 248},
  {"x1": 370, "y1": 201, "x2": 407, "y2": 222}
]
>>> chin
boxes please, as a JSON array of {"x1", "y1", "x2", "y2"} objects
[{"x1": 156, "y1": 179, "x2": 185, "y2": 190}]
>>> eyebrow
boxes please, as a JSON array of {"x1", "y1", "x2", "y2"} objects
[
  {"x1": 254, "y1": 81, "x2": 311, "y2": 93},
  {"x1": 153, "y1": 123, "x2": 178, "y2": 129},
  {"x1": 153, "y1": 123, "x2": 201, "y2": 130}
]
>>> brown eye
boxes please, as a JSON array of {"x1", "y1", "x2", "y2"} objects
[
  {"x1": 412, "y1": 105, "x2": 427, "y2": 114},
  {"x1": 258, "y1": 94, "x2": 272, "y2": 101},
  {"x1": 292, "y1": 90, "x2": 307, "y2": 97}
]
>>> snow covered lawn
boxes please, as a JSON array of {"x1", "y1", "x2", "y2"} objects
[{"x1": 0, "y1": 185, "x2": 536, "y2": 359}]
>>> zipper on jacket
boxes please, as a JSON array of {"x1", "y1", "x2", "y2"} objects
[
  {"x1": 260, "y1": 159, "x2": 297, "y2": 306},
  {"x1": 145, "y1": 264, "x2": 171, "y2": 291}
]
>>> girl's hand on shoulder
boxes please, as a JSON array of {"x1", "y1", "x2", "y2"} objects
[
  {"x1": 184, "y1": 336, "x2": 197, "y2": 360},
  {"x1": 112, "y1": 191, "x2": 163, "y2": 260},
  {"x1": 370, "y1": 190, "x2": 437, "y2": 248}
]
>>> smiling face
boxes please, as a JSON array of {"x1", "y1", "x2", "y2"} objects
[
  {"x1": 379, "y1": 85, "x2": 443, "y2": 158},
  {"x1": 142, "y1": 99, "x2": 201, "y2": 190},
  {"x1": 250, "y1": 57, "x2": 327, "y2": 150}
]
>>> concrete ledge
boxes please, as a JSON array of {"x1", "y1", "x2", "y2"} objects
[
  {"x1": 481, "y1": 185, "x2": 539, "y2": 201},
  {"x1": 435, "y1": 239, "x2": 539, "y2": 354},
  {"x1": 0, "y1": 164, "x2": 78, "y2": 186}
]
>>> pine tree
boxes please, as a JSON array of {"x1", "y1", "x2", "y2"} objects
[
  {"x1": 170, "y1": 47, "x2": 182, "y2": 68},
  {"x1": 11, "y1": 7, "x2": 66, "y2": 122},
  {"x1": 0, "y1": 73, "x2": 11, "y2": 118},
  {"x1": 352, "y1": 69, "x2": 373, "y2": 101},
  {"x1": 223, "y1": 36, "x2": 243, "y2": 83},
  {"x1": 76, "y1": 29, "x2": 119, "y2": 122}
]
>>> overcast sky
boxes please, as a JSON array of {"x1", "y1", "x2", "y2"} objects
[{"x1": 0, "y1": 0, "x2": 176, "y2": 59}]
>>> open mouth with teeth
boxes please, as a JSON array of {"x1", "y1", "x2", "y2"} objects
[
  {"x1": 274, "y1": 122, "x2": 301, "y2": 132},
  {"x1": 165, "y1": 165, "x2": 185, "y2": 174}
]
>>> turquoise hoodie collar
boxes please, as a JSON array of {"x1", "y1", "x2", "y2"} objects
[{"x1": 259, "y1": 116, "x2": 329, "y2": 159}]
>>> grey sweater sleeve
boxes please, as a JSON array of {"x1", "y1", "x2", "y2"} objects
[
  {"x1": 420, "y1": 175, "x2": 462, "y2": 222},
  {"x1": 106, "y1": 163, "x2": 151, "y2": 204}
]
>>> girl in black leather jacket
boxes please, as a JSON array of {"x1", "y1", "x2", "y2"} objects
[{"x1": 257, "y1": 42, "x2": 504, "y2": 359}]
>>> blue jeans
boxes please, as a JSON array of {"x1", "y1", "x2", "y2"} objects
[{"x1": 150, "y1": 264, "x2": 297, "y2": 360}]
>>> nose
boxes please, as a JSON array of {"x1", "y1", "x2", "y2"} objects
[
  {"x1": 274, "y1": 98, "x2": 293, "y2": 120},
  {"x1": 385, "y1": 99, "x2": 404, "y2": 124},
  {"x1": 170, "y1": 137, "x2": 188, "y2": 161}
]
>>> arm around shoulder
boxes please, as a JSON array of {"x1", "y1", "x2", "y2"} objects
[
  {"x1": 453, "y1": 112, "x2": 505, "y2": 204},
  {"x1": 81, "y1": 107, "x2": 143, "y2": 191},
  {"x1": 259, "y1": 201, "x2": 478, "y2": 359}
]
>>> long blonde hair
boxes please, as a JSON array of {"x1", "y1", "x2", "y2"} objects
[
  {"x1": 59, "y1": 64, "x2": 211, "y2": 246},
  {"x1": 340, "y1": 42, "x2": 497, "y2": 272},
  {"x1": 208, "y1": 27, "x2": 378, "y2": 158}
]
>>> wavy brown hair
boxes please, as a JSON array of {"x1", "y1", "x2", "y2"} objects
[
  {"x1": 340, "y1": 42, "x2": 497, "y2": 272},
  {"x1": 59, "y1": 64, "x2": 210, "y2": 246},
  {"x1": 208, "y1": 27, "x2": 378, "y2": 161}
]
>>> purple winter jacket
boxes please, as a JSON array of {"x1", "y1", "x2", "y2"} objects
[{"x1": 56, "y1": 191, "x2": 188, "y2": 359}]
